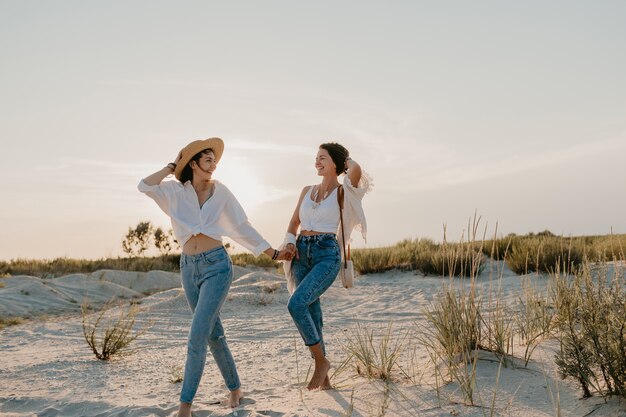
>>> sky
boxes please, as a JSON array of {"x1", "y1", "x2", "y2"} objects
[{"x1": 1, "y1": 1, "x2": 625, "y2": 260}]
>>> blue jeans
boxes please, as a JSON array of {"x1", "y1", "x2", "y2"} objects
[
  {"x1": 179, "y1": 246, "x2": 240, "y2": 404},
  {"x1": 288, "y1": 234, "x2": 341, "y2": 356}
]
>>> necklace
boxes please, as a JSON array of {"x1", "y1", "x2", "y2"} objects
[{"x1": 311, "y1": 184, "x2": 335, "y2": 209}]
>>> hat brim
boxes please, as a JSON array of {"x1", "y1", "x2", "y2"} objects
[{"x1": 174, "y1": 137, "x2": 224, "y2": 180}]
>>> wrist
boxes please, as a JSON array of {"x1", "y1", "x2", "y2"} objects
[
  {"x1": 166, "y1": 162, "x2": 176, "y2": 172},
  {"x1": 283, "y1": 232, "x2": 297, "y2": 247}
]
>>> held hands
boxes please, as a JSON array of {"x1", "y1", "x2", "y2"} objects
[{"x1": 275, "y1": 243, "x2": 297, "y2": 261}]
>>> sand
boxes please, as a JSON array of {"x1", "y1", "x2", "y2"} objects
[{"x1": 1, "y1": 262, "x2": 624, "y2": 417}]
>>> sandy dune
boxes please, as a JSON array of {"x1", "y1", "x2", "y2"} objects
[{"x1": 1, "y1": 263, "x2": 624, "y2": 416}]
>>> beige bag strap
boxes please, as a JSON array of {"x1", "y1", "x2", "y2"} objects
[{"x1": 337, "y1": 185, "x2": 349, "y2": 268}]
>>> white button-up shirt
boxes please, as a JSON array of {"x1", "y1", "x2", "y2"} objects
[{"x1": 138, "y1": 179, "x2": 270, "y2": 256}]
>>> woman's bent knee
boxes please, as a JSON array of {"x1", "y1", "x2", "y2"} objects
[{"x1": 287, "y1": 297, "x2": 306, "y2": 317}]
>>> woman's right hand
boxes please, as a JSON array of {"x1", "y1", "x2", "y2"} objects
[{"x1": 174, "y1": 151, "x2": 183, "y2": 165}]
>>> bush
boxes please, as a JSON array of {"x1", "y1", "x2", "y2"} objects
[
  {"x1": 81, "y1": 301, "x2": 146, "y2": 360},
  {"x1": 553, "y1": 261, "x2": 626, "y2": 398}
]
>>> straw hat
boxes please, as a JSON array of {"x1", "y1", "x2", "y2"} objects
[{"x1": 174, "y1": 137, "x2": 224, "y2": 180}]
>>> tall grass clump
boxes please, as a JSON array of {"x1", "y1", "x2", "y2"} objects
[
  {"x1": 342, "y1": 321, "x2": 407, "y2": 381},
  {"x1": 352, "y1": 235, "x2": 483, "y2": 278},
  {"x1": 351, "y1": 238, "x2": 439, "y2": 274},
  {"x1": 552, "y1": 260, "x2": 626, "y2": 398},
  {"x1": 481, "y1": 233, "x2": 516, "y2": 260},
  {"x1": 414, "y1": 216, "x2": 489, "y2": 405},
  {"x1": 506, "y1": 236, "x2": 585, "y2": 275},
  {"x1": 481, "y1": 288, "x2": 516, "y2": 368},
  {"x1": 81, "y1": 300, "x2": 146, "y2": 360},
  {"x1": 515, "y1": 278, "x2": 555, "y2": 366},
  {"x1": 503, "y1": 232, "x2": 626, "y2": 275},
  {"x1": 417, "y1": 285, "x2": 483, "y2": 405}
]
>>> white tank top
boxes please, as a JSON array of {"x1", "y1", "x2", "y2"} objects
[{"x1": 299, "y1": 186, "x2": 340, "y2": 233}]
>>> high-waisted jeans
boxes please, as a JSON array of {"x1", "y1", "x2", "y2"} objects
[
  {"x1": 288, "y1": 234, "x2": 341, "y2": 356},
  {"x1": 179, "y1": 246, "x2": 240, "y2": 404}
]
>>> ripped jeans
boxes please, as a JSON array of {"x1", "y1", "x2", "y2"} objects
[
  {"x1": 288, "y1": 234, "x2": 341, "y2": 356},
  {"x1": 179, "y1": 246, "x2": 240, "y2": 404}
]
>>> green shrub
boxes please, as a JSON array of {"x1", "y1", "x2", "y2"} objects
[{"x1": 552, "y1": 261, "x2": 626, "y2": 398}]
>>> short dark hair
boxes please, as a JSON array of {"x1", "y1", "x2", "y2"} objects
[
  {"x1": 179, "y1": 148, "x2": 214, "y2": 183},
  {"x1": 319, "y1": 142, "x2": 349, "y2": 175}
]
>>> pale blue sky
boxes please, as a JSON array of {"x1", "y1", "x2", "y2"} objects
[{"x1": 1, "y1": 1, "x2": 625, "y2": 259}]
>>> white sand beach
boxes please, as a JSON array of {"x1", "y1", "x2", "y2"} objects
[{"x1": 1, "y1": 264, "x2": 624, "y2": 417}]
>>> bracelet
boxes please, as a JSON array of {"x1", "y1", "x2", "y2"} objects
[
  {"x1": 166, "y1": 162, "x2": 176, "y2": 171},
  {"x1": 271, "y1": 249, "x2": 279, "y2": 260}
]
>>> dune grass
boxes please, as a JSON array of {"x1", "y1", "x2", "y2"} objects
[
  {"x1": 0, "y1": 253, "x2": 280, "y2": 278},
  {"x1": 2, "y1": 231, "x2": 624, "y2": 278},
  {"x1": 408, "y1": 219, "x2": 626, "y2": 405},
  {"x1": 352, "y1": 232, "x2": 626, "y2": 276},
  {"x1": 0, "y1": 317, "x2": 24, "y2": 330},
  {"x1": 351, "y1": 237, "x2": 484, "y2": 277},
  {"x1": 487, "y1": 232, "x2": 626, "y2": 275},
  {"x1": 2, "y1": 221, "x2": 625, "y2": 407}
]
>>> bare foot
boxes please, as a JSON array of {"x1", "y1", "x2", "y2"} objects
[
  {"x1": 228, "y1": 388, "x2": 244, "y2": 408},
  {"x1": 319, "y1": 374, "x2": 333, "y2": 390},
  {"x1": 176, "y1": 402, "x2": 192, "y2": 417},
  {"x1": 307, "y1": 358, "x2": 331, "y2": 390}
]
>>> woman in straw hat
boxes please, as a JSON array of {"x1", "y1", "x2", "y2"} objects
[
  {"x1": 138, "y1": 137, "x2": 288, "y2": 416},
  {"x1": 281, "y1": 142, "x2": 371, "y2": 390}
]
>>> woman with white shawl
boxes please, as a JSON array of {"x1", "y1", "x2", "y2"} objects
[{"x1": 282, "y1": 142, "x2": 371, "y2": 390}]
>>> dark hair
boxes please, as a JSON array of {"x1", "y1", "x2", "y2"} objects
[
  {"x1": 179, "y1": 148, "x2": 214, "y2": 183},
  {"x1": 319, "y1": 142, "x2": 349, "y2": 175}
]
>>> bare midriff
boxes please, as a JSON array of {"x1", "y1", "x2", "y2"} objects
[
  {"x1": 183, "y1": 234, "x2": 223, "y2": 255},
  {"x1": 300, "y1": 230, "x2": 336, "y2": 236}
]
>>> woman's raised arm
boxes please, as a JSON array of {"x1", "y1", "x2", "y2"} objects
[
  {"x1": 143, "y1": 152, "x2": 182, "y2": 185},
  {"x1": 345, "y1": 158, "x2": 362, "y2": 187}
]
